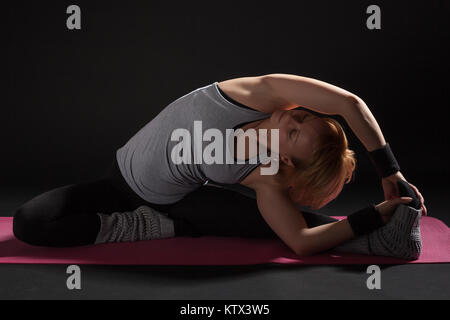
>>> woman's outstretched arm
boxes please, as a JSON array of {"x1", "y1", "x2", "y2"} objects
[
  {"x1": 255, "y1": 184, "x2": 354, "y2": 256},
  {"x1": 254, "y1": 183, "x2": 412, "y2": 256},
  {"x1": 219, "y1": 73, "x2": 385, "y2": 151},
  {"x1": 262, "y1": 73, "x2": 386, "y2": 152}
]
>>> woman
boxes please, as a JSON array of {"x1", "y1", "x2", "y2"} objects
[{"x1": 13, "y1": 73, "x2": 426, "y2": 257}]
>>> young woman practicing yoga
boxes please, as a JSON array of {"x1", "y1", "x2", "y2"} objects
[{"x1": 13, "y1": 74, "x2": 426, "y2": 259}]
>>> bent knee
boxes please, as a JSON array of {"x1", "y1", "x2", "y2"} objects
[{"x1": 13, "y1": 207, "x2": 46, "y2": 245}]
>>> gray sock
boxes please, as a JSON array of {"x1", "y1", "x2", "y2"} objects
[
  {"x1": 95, "y1": 205, "x2": 175, "y2": 244},
  {"x1": 334, "y1": 204, "x2": 422, "y2": 260}
]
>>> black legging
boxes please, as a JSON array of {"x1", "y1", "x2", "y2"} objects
[{"x1": 12, "y1": 157, "x2": 338, "y2": 247}]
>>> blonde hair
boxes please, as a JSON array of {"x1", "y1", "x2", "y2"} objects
[{"x1": 285, "y1": 117, "x2": 356, "y2": 209}]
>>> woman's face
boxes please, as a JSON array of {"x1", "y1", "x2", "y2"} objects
[
  {"x1": 269, "y1": 109, "x2": 328, "y2": 167},
  {"x1": 264, "y1": 109, "x2": 344, "y2": 209}
]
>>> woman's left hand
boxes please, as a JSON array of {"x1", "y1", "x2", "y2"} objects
[{"x1": 381, "y1": 171, "x2": 427, "y2": 216}]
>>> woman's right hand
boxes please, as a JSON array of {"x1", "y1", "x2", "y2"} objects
[{"x1": 375, "y1": 197, "x2": 413, "y2": 224}]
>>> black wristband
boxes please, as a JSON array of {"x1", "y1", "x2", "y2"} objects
[
  {"x1": 347, "y1": 204, "x2": 384, "y2": 237},
  {"x1": 367, "y1": 143, "x2": 401, "y2": 178}
]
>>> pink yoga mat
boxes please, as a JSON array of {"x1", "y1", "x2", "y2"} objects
[{"x1": 0, "y1": 216, "x2": 448, "y2": 265}]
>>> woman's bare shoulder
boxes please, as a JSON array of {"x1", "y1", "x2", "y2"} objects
[{"x1": 218, "y1": 75, "x2": 291, "y2": 113}]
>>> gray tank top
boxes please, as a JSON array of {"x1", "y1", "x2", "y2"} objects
[{"x1": 116, "y1": 81, "x2": 271, "y2": 204}]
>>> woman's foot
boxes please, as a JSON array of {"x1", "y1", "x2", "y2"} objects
[
  {"x1": 334, "y1": 204, "x2": 422, "y2": 260},
  {"x1": 369, "y1": 204, "x2": 422, "y2": 260}
]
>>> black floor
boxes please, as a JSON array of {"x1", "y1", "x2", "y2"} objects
[
  {"x1": 1, "y1": 183, "x2": 449, "y2": 300},
  {"x1": 1, "y1": 263, "x2": 449, "y2": 300}
]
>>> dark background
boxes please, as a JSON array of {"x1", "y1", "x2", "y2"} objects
[
  {"x1": 3, "y1": 0, "x2": 450, "y2": 301},
  {"x1": 5, "y1": 0, "x2": 449, "y2": 188}
]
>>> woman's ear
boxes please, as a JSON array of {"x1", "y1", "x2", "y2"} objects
[{"x1": 280, "y1": 154, "x2": 295, "y2": 168}]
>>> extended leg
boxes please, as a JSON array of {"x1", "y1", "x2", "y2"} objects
[{"x1": 167, "y1": 185, "x2": 338, "y2": 238}]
